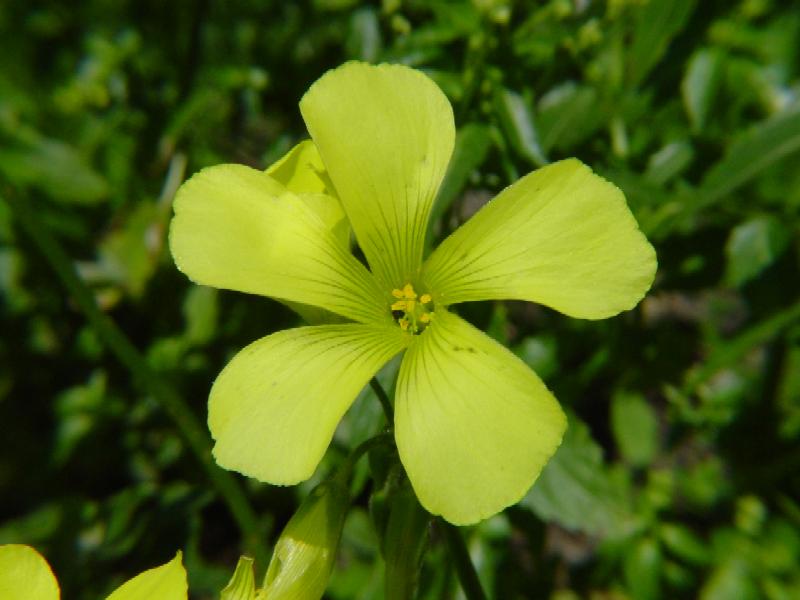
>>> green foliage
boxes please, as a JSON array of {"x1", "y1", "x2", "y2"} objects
[{"x1": 1, "y1": 0, "x2": 799, "y2": 598}]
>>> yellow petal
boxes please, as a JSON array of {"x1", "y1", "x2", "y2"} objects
[
  {"x1": 210, "y1": 324, "x2": 408, "y2": 484},
  {"x1": 105, "y1": 551, "x2": 187, "y2": 600},
  {"x1": 423, "y1": 159, "x2": 657, "y2": 319},
  {"x1": 0, "y1": 544, "x2": 60, "y2": 600},
  {"x1": 394, "y1": 311, "x2": 566, "y2": 525},
  {"x1": 170, "y1": 164, "x2": 385, "y2": 324},
  {"x1": 265, "y1": 139, "x2": 333, "y2": 196},
  {"x1": 265, "y1": 141, "x2": 350, "y2": 249},
  {"x1": 300, "y1": 62, "x2": 455, "y2": 289}
]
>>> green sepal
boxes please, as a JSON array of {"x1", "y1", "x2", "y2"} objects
[{"x1": 220, "y1": 556, "x2": 256, "y2": 600}]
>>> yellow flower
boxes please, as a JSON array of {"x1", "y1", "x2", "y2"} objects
[
  {"x1": 0, "y1": 544, "x2": 186, "y2": 600},
  {"x1": 169, "y1": 62, "x2": 656, "y2": 525}
]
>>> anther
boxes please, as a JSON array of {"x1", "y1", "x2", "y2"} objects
[{"x1": 390, "y1": 282, "x2": 434, "y2": 335}]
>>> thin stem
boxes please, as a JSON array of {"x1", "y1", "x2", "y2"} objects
[
  {"x1": 440, "y1": 520, "x2": 488, "y2": 600},
  {"x1": 370, "y1": 377, "x2": 394, "y2": 423},
  {"x1": 3, "y1": 186, "x2": 268, "y2": 565},
  {"x1": 337, "y1": 432, "x2": 392, "y2": 486}
]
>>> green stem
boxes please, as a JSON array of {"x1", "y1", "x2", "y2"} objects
[
  {"x1": 364, "y1": 379, "x2": 486, "y2": 599},
  {"x1": 336, "y1": 432, "x2": 392, "y2": 486},
  {"x1": 441, "y1": 521, "x2": 488, "y2": 600},
  {"x1": 370, "y1": 377, "x2": 394, "y2": 423},
  {"x1": 3, "y1": 187, "x2": 268, "y2": 565}
]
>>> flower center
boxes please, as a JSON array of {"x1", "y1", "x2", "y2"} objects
[{"x1": 390, "y1": 283, "x2": 434, "y2": 334}]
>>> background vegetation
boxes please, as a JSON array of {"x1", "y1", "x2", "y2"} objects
[{"x1": 2, "y1": 0, "x2": 799, "y2": 598}]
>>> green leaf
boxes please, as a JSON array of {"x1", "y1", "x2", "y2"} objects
[
  {"x1": 644, "y1": 140, "x2": 695, "y2": 186},
  {"x1": 521, "y1": 414, "x2": 631, "y2": 536},
  {"x1": 536, "y1": 83, "x2": 603, "y2": 152},
  {"x1": 182, "y1": 286, "x2": 218, "y2": 346},
  {"x1": 659, "y1": 523, "x2": 710, "y2": 566},
  {"x1": 627, "y1": 0, "x2": 698, "y2": 87},
  {"x1": 0, "y1": 136, "x2": 109, "y2": 204},
  {"x1": 96, "y1": 201, "x2": 163, "y2": 297},
  {"x1": 623, "y1": 537, "x2": 663, "y2": 600},
  {"x1": 346, "y1": 7, "x2": 382, "y2": 62},
  {"x1": 684, "y1": 301, "x2": 800, "y2": 394},
  {"x1": 493, "y1": 88, "x2": 547, "y2": 167},
  {"x1": 428, "y1": 123, "x2": 491, "y2": 242},
  {"x1": 700, "y1": 559, "x2": 759, "y2": 600},
  {"x1": 724, "y1": 216, "x2": 791, "y2": 287},
  {"x1": 611, "y1": 391, "x2": 659, "y2": 468},
  {"x1": 326, "y1": 510, "x2": 383, "y2": 600},
  {"x1": 514, "y1": 335, "x2": 558, "y2": 381},
  {"x1": 682, "y1": 48, "x2": 724, "y2": 132},
  {"x1": 699, "y1": 103, "x2": 800, "y2": 208}
]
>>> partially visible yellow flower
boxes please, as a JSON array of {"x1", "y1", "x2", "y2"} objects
[
  {"x1": 0, "y1": 544, "x2": 186, "y2": 600},
  {"x1": 170, "y1": 61, "x2": 657, "y2": 525},
  {"x1": 105, "y1": 551, "x2": 186, "y2": 600},
  {"x1": 0, "y1": 545, "x2": 59, "y2": 600}
]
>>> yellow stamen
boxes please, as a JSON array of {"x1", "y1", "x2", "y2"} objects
[{"x1": 391, "y1": 282, "x2": 434, "y2": 334}]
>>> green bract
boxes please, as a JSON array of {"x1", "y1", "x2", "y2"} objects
[{"x1": 169, "y1": 62, "x2": 657, "y2": 525}]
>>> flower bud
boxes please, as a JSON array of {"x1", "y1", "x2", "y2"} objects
[{"x1": 259, "y1": 478, "x2": 349, "y2": 600}]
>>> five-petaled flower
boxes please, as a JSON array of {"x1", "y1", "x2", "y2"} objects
[{"x1": 169, "y1": 62, "x2": 656, "y2": 525}]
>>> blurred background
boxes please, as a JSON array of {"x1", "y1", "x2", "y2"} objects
[{"x1": 1, "y1": 0, "x2": 799, "y2": 598}]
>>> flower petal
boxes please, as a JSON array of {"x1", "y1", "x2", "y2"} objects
[
  {"x1": 394, "y1": 311, "x2": 566, "y2": 525},
  {"x1": 209, "y1": 324, "x2": 407, "y2": 484},
  {"x1": 105, "y1": 552, "x2": 187, "y2": 600},
  {"x1": 266, "y1": 139, "x2": 334, "y2": 196},
  {"x1": 265, "y1": 141, "x2": 350, "y2": 249},
  {"x1": 300, "y1": 61, "x2": 455, "y2": 289},
  {"x1": 423, "y1": 159, "x2": 657, "y2": 319},
  {"x1": 170, "y1": 164, "x2": 385, "y2": 324},
  {"x1": 0, "y1": 544, "x2": 60, "y2": 600}
]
